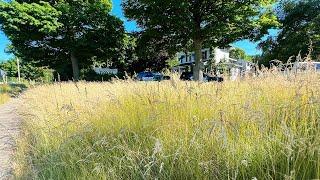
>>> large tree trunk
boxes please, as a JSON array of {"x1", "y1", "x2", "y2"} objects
[
  {"x1": 193, "y1": 39, "x2": 204, "y2": 81},
  {"x1": 71, "y1": 51, "x2": 80, "y2": 81}
]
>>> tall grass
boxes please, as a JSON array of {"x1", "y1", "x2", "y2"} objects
[
  {"x1": 0, "y1": 84, "x2": 10, "y2": 104},
  {"x1": 16, "y1": 72, "x2": 320, "y2": 179},
  {"x1": 0, "y1": 93, "x2": 9, "y2": 105}
]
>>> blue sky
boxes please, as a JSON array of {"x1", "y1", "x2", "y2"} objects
[
  {"x1": 0, "y1": 31, "x2": 11, "y2": 61},
  {"x1": 0, "y1": 0, "x2": 277, "y2": 62}
]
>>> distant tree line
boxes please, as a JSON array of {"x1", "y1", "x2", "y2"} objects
[
  {"x1": 259, "y1": 0, "x2": 320, "y2": 66},
  {"x1": 0, "y1": 58, "x2": 53, "y2": 82},
  {"x1": 0, "y1": 0, "x2": 173, "y2": 81},
  {"x1": 230, "y1": 48, "x2": 254, "y2": 62},
  {"x1": 2, "y1": 0, "x2": 316, "y2": 81}
]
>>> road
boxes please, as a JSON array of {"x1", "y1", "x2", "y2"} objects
[{"x1": 0, "y1": 101, "x2": 20, "y2": 180}]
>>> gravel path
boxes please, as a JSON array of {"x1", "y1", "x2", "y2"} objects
[{"x1": 0, "y1": 100, "x2": 21, "y2": 180}]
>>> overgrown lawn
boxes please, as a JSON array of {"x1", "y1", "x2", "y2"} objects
[{"x1": 16, "y1": 73, "x2": 320, "y2": 179}]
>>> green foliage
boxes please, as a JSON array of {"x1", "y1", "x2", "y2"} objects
[
  {"x1": 230, "y1": 47, "x2": 253, "y2": 62},
  {"x1": 0, "y1": 0, "x2": 125, "y2": 80},
  {"x1": 123, "y1": 0, "x2": 279, "y2": 80},
  {"x1": 0, "y1": 83, "x2": 27, "y2": 97},
  {"x1": 230, "y1": 48, "x2": 246, "y2": 60},
  {"x1": 260, "y1": 0, "x2": 320, "y2": 63},
  {"x1": 0, "y1": 58, "x2": 18, "y2": 77},
  {"x1": 166, "y1": 57, "x2": 180, "y2": 69},
  {"x1": 0, "y1": 1, "x2": 62, "y2": 34},
  {"x1": 22, "y1": 63, "x2": 54, "y2": 83},
  {"x1": 112, "y1": 34, "x2": 171, "y2": 74},
  {"x1": 0, "y1": 59, "x2": 54, "y2": 82},
  {"x1": 115, "y1": 34, "x2": 138, "y2": 73}
]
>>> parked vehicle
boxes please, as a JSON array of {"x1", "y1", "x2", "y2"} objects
[
  {"x1": 180, "y1": 72, "x2": 224, "y2": 82},
  {"x1": 136, "y1": 71, "x2": 170, "y2": 81},
  {"x1": 136, "y1": 71, "x2": 155, "y2": 81},
  {"x1": 206, "y1": 74, "x2": 224, "y2": 82},
  {"x1": 293, "y1": 62, "x2": 320, "y2": 72}
]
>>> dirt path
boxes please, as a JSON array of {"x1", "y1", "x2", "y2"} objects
[{"x1": 0, "y1": 100, "x2": 21, "y2": 179}]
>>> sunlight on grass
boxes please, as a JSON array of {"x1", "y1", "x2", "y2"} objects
[
  {"x1": 16, "y1": 73, "x2": 320, "y2": 179},
  {"x1": 0, "y1": 93, "x2": 9, "y2": 105},
  {"x1": 0, "y1": 84, "x2": 11, "y2": 105}
]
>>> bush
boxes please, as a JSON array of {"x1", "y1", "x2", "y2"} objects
[{"x1": 0, "y1": 83, "x2": 28, "y2": 97}]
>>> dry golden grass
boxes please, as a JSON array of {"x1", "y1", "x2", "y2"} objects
[
  {"x1": 0, "y1": 93, "x2": 9, "y2": 105},
  {"x1": 0, "y1": 84, "x2": 10, "y2": 105},
  {"x1": 16, "y1": 72, "x2": 320, "y2": 179}
]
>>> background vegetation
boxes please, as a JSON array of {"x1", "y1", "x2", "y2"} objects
[
  {"x1": 260, "y1": 0, "x2": 320, "y2": 65},
  {"x1": 0, "y1": 59, "x2": 54, "y2": 83},
  {"x1": 123, "y1": 0, "x2": 279, "y2": 80},
  {"x1": 230, "y1": 47, "x2": 254, "y2": 62}
]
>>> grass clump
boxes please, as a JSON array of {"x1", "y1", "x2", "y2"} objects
[
  {"x1": 0, "y1": 93, "x2": 10, "y2": 105},
  {"x1": 0, "y1": 84, "x2": 11, "y2": 104},
  {"x1": 0, "y1": 83, "x2": 28, "y2": 104},
  {"x1": 16, "y1": 73, "x2": 320, "y2": 179}
]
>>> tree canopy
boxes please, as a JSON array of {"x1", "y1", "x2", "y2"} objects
[
  {"x1": 230, "y1": 47, "x2": 253, "y2": 61},
  {"x1": 260, "y1": 0, "x2": 320, "y2": 64},
  {"x1": 0, "y1": 0, "x2": 125, "y2": 80},
  {"x1": 123, "y1": 0, "x2": 279, "y2": 80}
]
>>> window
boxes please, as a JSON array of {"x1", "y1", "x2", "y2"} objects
[
  {"x1": 316, "y1": 63, "x2": 320, "y2": 70},
  {"x1": 183, "y1": 55, "x2": 187, "y2": 62},
  {"x1": 180, "y1": 55, "x2": 185, "y2": 63},
  {"x1": 202, "y1": 51, "x2": 208, "y2": 60}
]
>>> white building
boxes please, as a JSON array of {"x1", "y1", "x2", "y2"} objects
[
  {"x1": 0, "y1": 69, "x2": 7, "y2": 83},
  {"x1": 175, "y1": 47, "x2": 254, "y2": 78},
  {"x1": 292, "y1": 62, "x2": 320, "y2": 72},
  {"x1": 177, "y1": 48, "x2": 230, "y2": 67}
]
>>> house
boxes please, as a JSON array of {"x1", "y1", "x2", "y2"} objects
[
  {"x1": 0, "y1": 69, "x2": 7, "y2": 83},
  {"x1": 175, "y1": 47, "x2": 254, "y2": 78},
  {"x1": 0, "y1": 69, "x2": 6, "y2": 78},
  {"x1": 176, "y1": 47, "x2": 230, "y2": 70},
  {"x1": 229, "y1": 58, "x2": 255, "y2": 73},
  {"x1": 292, "y1": 62, "x2": 320, "y2": 72}
]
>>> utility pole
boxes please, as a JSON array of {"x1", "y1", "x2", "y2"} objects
[{"x1": 17, "y1": 57, "x2": 21, "y2": 83}]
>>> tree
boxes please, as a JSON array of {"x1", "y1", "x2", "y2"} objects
[
  {"x1": 117, "y1": 33, "x2": 172, "y2": 74},
  {"x1": 230, "y1": 48, "x2": 246, "y2": 60},
  {"x1": 0, "y1": 58, "x2": 54, "y2": 82},
  {"x1": 123, "y1": 0, "x2": 279, "y2": 81},
  {"x1": 167, "y1": 57, "x2": 180, "y2": 69},
  {"x1": 0, "y1": 0, "x2": 125, "y2": 81},
  {"x1": 230, "y1": 47, "x2": 253, "y2": 61},
  {"x1": 132, "y1": 33, "x2": 171, "y2": 73},
  {"x1": 114, "y1": 34, "x2": 139, "y2": 73},
  {"x1": 260, "y1": 0, "x2": 320, "y2": 64},
  {"x1": 0, "y1": 59, "x2": 18, "y2": 77}
]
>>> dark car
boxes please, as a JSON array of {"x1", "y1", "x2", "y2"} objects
[
  {"x1": 205, "y1": 74, "x2": 224, "y2": 82},
  {"x1": 180, "y1": 72, "x2": 193, "y2": 81},
  {"x1": 180, "y1": 72, "x2": 223, "y2": 82},
  {"x1": 136, "y1": 72, "x2": 171, "y2": 81},
  {"x1": 137, "y1": 71, "x2": 155, "y2": 81}
]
